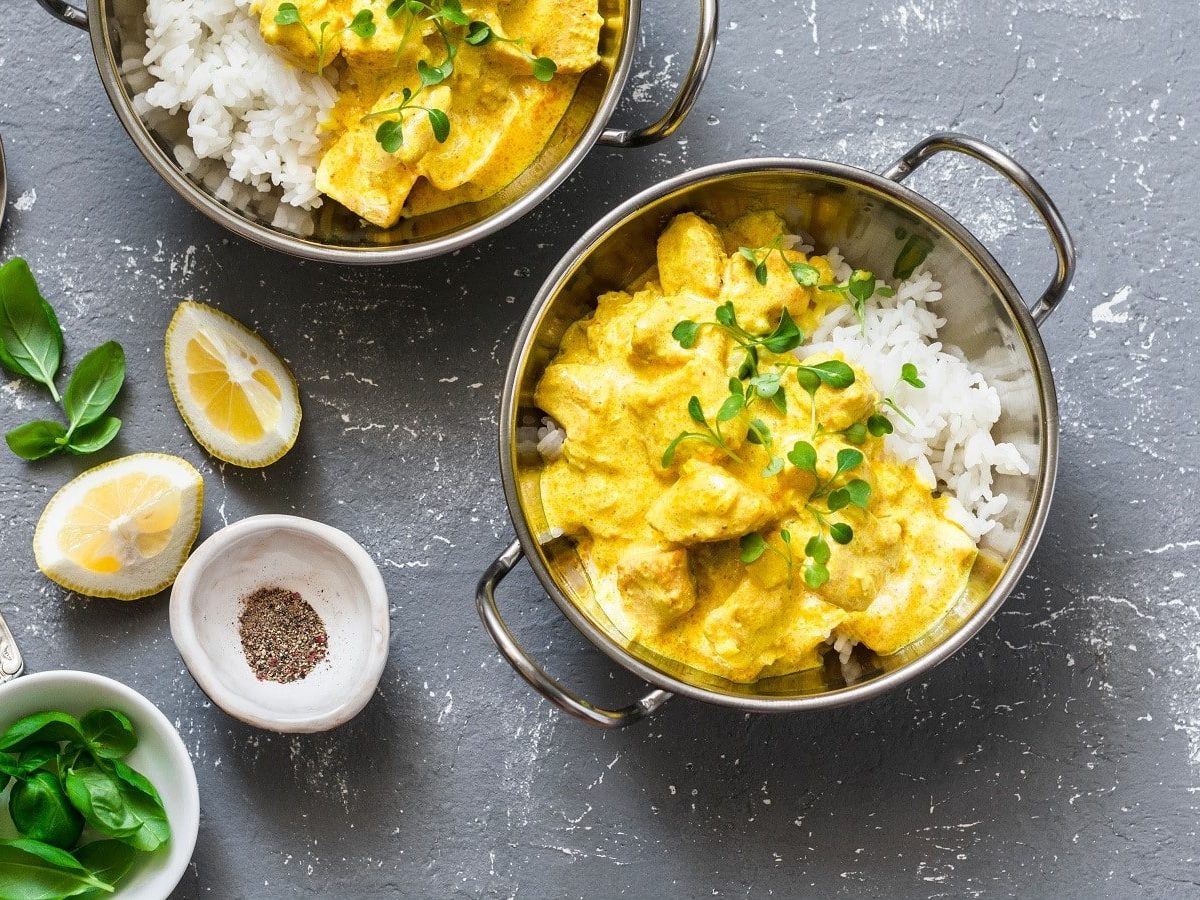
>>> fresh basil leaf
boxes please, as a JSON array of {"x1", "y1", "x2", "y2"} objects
[
  {"x1": 65, "y1": 417, "x2": 121, "y2": 456},
  {"x1": 0, "y1": 838, "x2": 113, "y2": 898},
  {"x1": 739, "y1": 533, "x2": 766, "y2": 563},
  {"x1": 65, "y1": 761, "x2": 171, "y2": 852},
  {"x1": 6, "y1": 420, "x2": 67, "y2": 461},
  {"x1": 74, "y1": 841, "x2": 136, "y2": 899},
  {"x1": 63, "y1": 342, "x2": 125, "y2": 430},
  {"x1": 0, "y1": 712, "x2": 86, "y2": 753},
  {"x1": 80, "y1": 710, "x2": 136, "y2": 760},
  {"x1": 0, "y1": 258, "x2": 64, "y2": 393},
  {"x1": 10, "y1": 772, "x2": 84, "y2": 850}
]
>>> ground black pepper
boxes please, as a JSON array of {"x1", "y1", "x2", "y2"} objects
[{"x1": 238, "y1": 586, "x2": 328, "y2": 683}]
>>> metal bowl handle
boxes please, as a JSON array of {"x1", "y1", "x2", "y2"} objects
[
  {"x1": 36, "y1": 0, "x2": 88, "y2": 29},
  {"x1": 599, "y1": 0, "x2": 719, "y2": 148},
  {"x1": 882, "y1": 132, "x2": 1076, "y2": 325},
  {"x1": 477, "y1": 540, "x2": 673, "y2": 728}
]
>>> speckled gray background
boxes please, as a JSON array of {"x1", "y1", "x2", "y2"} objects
[{"x1": 1, "y1": 0, "x2": 1197, "y2": 897}]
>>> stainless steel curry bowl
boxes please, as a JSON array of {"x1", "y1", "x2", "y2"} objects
[
  {"x1": 479, "y1": 133, "x2": 1075, "y2": 727},
  {"x1": 35, "y1": 0, "x2": 717, "y2": 264}
]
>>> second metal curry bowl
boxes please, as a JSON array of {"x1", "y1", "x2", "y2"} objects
[
  {"x1": 479, "y1": 133, "x2": 1075, "y2": 728},
  {"x1": 36, "y1": 0, "x2": 717, "y2": 264}
]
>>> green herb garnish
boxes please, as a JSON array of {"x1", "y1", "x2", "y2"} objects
[
  {"x1": 369, "y1": 0, "x2": 556, "y2": 151},
  {"x1": 672, "y1": 301, "x2": 803, "y2": 387},
  {"x1": 893, "y1": 234, "x2": 934, "y2": 280},
  {"x1": 740, "y1": 529, "x2": 796, "y2": 586},
  {"x1": 1, "y1": 259, "x2": 125, "y2": 461},
  {"x1": 661, "y1": 395, "x2": 745, "y2": 468},
  {"x1": 737, "y1": 235, "x2": 821, "y2": 287},
  {"x1": 818, "y1": 268, "x2": 896, "y2": 329}
]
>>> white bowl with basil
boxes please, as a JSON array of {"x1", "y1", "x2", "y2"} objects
[{"x1": 0, "y1": 670, "x2": 199, "y2": 899}]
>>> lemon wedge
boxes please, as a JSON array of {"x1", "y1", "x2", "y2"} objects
[
  {"x1": 165, "y1": 301, "x2": 301, "y2": 468},
  {"x1": 34, "y1": 453, "x2": 204, "y2": 600}
]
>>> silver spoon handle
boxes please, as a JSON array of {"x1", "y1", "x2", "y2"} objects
[{"x1": 0, "y1": 611, "x2": 23, "y2": 683}]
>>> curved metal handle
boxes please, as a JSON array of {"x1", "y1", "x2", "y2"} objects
[
  {"x1": 882, "y1": 132, "x2": 1076, "y2": 325},
  {"x1": 0, "y1": 608, "x2": 25, "y2": 684},
  {"x1": 599, "y1": 0, "x2": 719, "y2": 148},
  {"x1": 36, "y1": 0, "x2": 89, "y2": 30},
  {"x1": 476, "y1": 540, "x2": 673, "y2": 728}
]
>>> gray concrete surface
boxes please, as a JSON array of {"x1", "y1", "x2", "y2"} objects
[{"x1": 1, "y1": 0, "x2": 1197, "y2": 896}]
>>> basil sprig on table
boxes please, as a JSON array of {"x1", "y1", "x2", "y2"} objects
[
  {"x1": 0, "y1": 258, "x2": 125, "y2": 461},
  {"x1": 0, "y1": 708, "x2": 170, "y2": 898}
]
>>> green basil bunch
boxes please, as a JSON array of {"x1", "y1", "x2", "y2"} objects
[
  {"x1": 0, "y1": 258, "x2": 126, "y2": 460},
  {"x1": 0, "y1": 708, "x2": 170, "y2": 898}
]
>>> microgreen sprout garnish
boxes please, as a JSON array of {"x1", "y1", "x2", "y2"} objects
[
  {"x1": 673, "y1": 301, "x2": 803, "y2": 387},
  {"x1": 274, "y1": 3, "x2": 377, "y2": 74},
  {"x1": 818, "y1": 268, "x2": 896, "y2": 330},
  {"x1": 722, "y1": 380, "x2": 784, "y2": 475},
  {"x1": 661, "y1": 395, "x2": 745, "y2": 468},
  {"x1": 784, "y1": 444, "x2": 872, "y2": 586},
  {"x1": 737, "y1": 235, "x2": 821, "y2": 287},
  {"x1": 462, "y1": 21, "x2": 558, "y2": 80},
  {"x1": 786, "y1": 358, "x2": 855, "y2": 435},
  {"x1": 740, "y1": 530, "x2": 795, "y2": 587},
  {"x1": 369, "y1": 0, "x2": 556, "y2": 151}
]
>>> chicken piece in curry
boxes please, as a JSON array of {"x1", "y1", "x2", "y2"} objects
[
  {"x1": 257, "y1": 0, "x2": 603, "y2": 227},
  {"x1": 533, "y1": 211, "x2": 978, "y2": 683}
]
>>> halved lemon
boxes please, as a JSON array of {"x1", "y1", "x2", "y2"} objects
[
  {"x1": 165, "y1": 301, "x2": 301, "y2": 468},
  {"x1": 34, "y1": 453, "x2": 204, "y2": 600}
]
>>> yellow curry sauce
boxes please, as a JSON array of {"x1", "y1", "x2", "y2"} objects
[
  {"x1": 258, "y1": 0, "x2": 603, "y2": 226},
  {"x1": 534, "y1": 211, "x2": 978, "y2": 682}
]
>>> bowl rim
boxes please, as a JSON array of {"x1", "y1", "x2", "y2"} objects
[
  {"x1": 0, "y1": 669, "x2": 200, "y2": 898},
  {"x1": 497, "y1": 155, "x2": 1060, "y2": 712},
  {"x1": 83, "y1": 0, "x2": 643, "y2": 264},
  {"x1": 169, "y1": 514, "x2": 390, "y2": 732}
]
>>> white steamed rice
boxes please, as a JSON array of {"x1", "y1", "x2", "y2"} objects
[
  {"x1": 134, "y1": 0, "x2": 335, "y2": 212},
  {"x1": 808, "y1": 249, "x2": 1029, "y2": 541}
]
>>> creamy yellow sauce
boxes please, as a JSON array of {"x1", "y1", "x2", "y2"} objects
[
  {"x1": 258, "y1": 0, "x2": 602, "y2": 226},
  {"x1": 534, "y1": 211, "x2": 978, "y2": 683}
]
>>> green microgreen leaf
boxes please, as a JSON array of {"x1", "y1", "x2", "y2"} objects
[
  {"x1": 843, "y1": 422, "x2": 867, "y2": 445},
  {"x1": 834, "y1": 447, "x2": 865, "y2": 477},
  {"x1": 753, "y1": 261, "x2": 768, "y2": 286},
  {"x1": 426, "y1": 107, "x2": 451, "y2": 142},
  {"x1": 716, "y1": 393, "x2": 744, "y2": 423},
  {"x1": 900, "y1": 362, "x2": 925, "y2": 388},
  {"x1": 273, "y1": 2, "x2": 301, "y2": 25},
  {"x1": 715, "y1": 301, "x2": 736, "y2": 327},
  {"x1": 847, "y1": 269, "x2": 876, "y2": 303},
  {"x1": 867, "y1": 413, "x2": 893, "y2": 437},
  {"x1": 827, "y1": 488, "x2": 850, "y2": 512},
  {"x1": 532, "y1": 56, "x2": 557, "y2": 81},
  {"x1": 844, "y1": 478, "x2": 872, "y2": 508},
  {"x1": 687, "y1": 395, "x2": 706, "y2": 426},
  {"x1": 805, "y1": 534, "x2": 831, "y2": 566},
  {"x1": 349, "y1": 8, "x2": 377, "y2": 37},
  {"x1": 375, "y1": 120, "x2": 404, "y2": 153},
  {"x1": 672, "y1": 320, "x2": 700, "y2": 348},
  {"x1": 739, "y1": 532, "x2": 767, "y2": 563},
  {"x1": 760, "y1": 308, "x2": 803, "y2": 353},
  {"x1": 795, "y1": 368, "x2": 820, "y2": 395},
  {"x1": 829, "y1": 522, "x2": 854, "y2": 545},
  {"x1": 803, "y1": 563, "x2": 829, "y2": 588},
  {"x1": 787, "y1": 440, "x2": 817, "y2": 472},
  {"x1": 465, "y1": 20, "x2": 492, "y2": 44},
  {"x1": 790, "y1": 262, "x2": 820, "y2": 286},
  {"x1": 762, "y1": 456, "x2": 784, "y2": 478}
]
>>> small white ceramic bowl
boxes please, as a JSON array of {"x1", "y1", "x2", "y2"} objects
[
  {"x1": 170, "y1": 515, "x2": 389, "y2": 733},
  {"x1": 0, "y1": 670, "x2": 200, "y2": 900}
]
